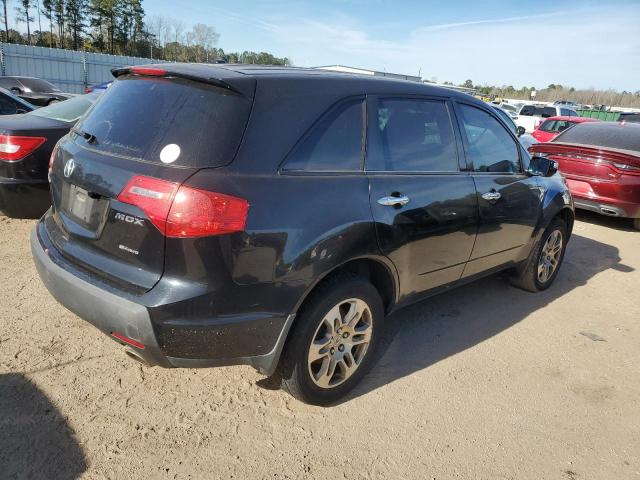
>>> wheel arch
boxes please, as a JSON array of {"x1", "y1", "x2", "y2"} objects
[{"x1": 291, "y1": 255, "x2": 399, "y2": 317}]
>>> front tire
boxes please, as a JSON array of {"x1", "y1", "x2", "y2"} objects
[
  {"x1": 511, "y1": 218, "x2": 568, "y2": 292},
  {"x1": 633, "y1": 218, "x2": 640, "y2": 231},
  {"x1": 279, "y1": 274, "x2": 384, "y2": 406}
]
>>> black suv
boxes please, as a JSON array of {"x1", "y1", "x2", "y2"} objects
[{"x1": 32, "y1": 64, "x2": 574, "y2": 405}]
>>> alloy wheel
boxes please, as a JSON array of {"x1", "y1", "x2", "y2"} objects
[
  {"x1": 307, "y1": 298, "x2": 373, "y2": 389},
  {"x1": 538, "y1": 229, "x2": 563, "y2": 283}
]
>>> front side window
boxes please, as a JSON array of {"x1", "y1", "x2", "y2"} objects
[
  {"x1": 458, "y1": 104, "x2": 520, "y2": 173},
  {"x1": 283, "y1": 98, "x2": 363, "y2": 172},
  {"x1": 367, "y1": 98, "x2": 458, "y2": 172}
]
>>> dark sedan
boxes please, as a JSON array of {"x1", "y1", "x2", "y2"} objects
[
  {"x1": 0, "y1": 76, "x2": 74, "y2": 106},
  {"x1": 0, "y1": 93, "x2": 99, "y2": 218}
]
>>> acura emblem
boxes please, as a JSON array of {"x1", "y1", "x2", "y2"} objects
[{"x1": 63, "y1": 158, "x2": 75, "y2": 178}]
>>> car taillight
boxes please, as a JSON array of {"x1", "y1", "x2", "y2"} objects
[
  {"x1": 117, "y1": 175, "x2": 249, "y2": 238},
  {"x1": 84, "y1": 86, "x2": 93, "y2": 93},
  {"x1": 0, "y1": 135, "x2": 46, "y2": 162},
  {"x1": 48, "y1": 142, "x2": 59, "y2": 176}
]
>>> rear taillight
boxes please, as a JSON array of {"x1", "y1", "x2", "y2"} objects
[
  {"x1": 117, "y1": 175, "x2": 249, "y2": 238},
  {"x1": 0, "y1": 135, "x2": 46, "y2": 162},
  {"x1": 84, "y1": 86, "x2": 93, "y2": 93},
  {"x1": 117, "y1": 176, "x2": 180, "y2": 234},
  {"x1": 48, "y1": 142, "x2": 59, "y2": 176}
]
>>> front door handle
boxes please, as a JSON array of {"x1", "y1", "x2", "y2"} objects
[
  {"x1": 377, "y1": 195, "x2": 410, "y2": 207},
  {"x1": 481, "y1": 191, "x2": 502, "y2": 202}
]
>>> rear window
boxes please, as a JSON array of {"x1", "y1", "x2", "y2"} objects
[
  {"x1": 29, "y1": 93, "x2": 98, "y2": 123},
  {"x1": 554, "y1": 123, "x2": 640, "y2": 152},
  {"x1": 74, "y1": 76, "x2": 252, "y2": 167},
  {"x1": 520, "y1": 105, "x2": 556, "y2": 117}
]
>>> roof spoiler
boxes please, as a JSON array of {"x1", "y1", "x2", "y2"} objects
[{"x1": 111, "y1": 65, "x2": 244, "y2": 96}]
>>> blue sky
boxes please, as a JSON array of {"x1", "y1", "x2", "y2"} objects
[
  {"x1": 142, "y1": 0, "x2": 639, "y2": 91},
  {"x1": 11, "y1": 0, "x2": 640, "y2": 90}
]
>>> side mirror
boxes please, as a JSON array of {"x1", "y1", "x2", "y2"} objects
[
  {"x1": 16, "y1": 108, "x2": 28, "y2": 114},
  {"x1": 516, "y1": 126, "x2": 526, "y2": 137},
  {"x1": 527, "y1": 156, "x2": 558, "y2": 177}
]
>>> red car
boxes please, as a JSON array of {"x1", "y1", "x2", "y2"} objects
[
  {"x1": 531, "y1": 116, "x2": 599, "y2": 143},
  {"x1": 530, "y1": 122, "x2": 640, "y2": 230}
]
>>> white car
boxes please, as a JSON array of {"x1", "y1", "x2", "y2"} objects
[{"x1": 515, "y1": 104, "x2": 579, "y2": 133}]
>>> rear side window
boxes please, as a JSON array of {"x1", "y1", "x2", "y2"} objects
[
  {"x1": 283, "y1": 98, "x2": 363, "y2": 172},
  {"x1": 458, "y1": 104, "x2": 520, "y2": 173},
  {"x1": 74, "y1": 76, "x2": 252, "y2": 167},
  {"x1": 540, "y1": 120, "x2": 574, "y2": 133},
  {"x1": 367, "y1": 98, "x2": 458, "y2": 172}
]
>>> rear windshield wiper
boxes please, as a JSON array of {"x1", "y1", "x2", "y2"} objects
[{"x1": 71, "y1": 127, "x2": 98, "y2": 144}]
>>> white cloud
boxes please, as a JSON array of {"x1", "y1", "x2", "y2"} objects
[{"x1": 256, "y1": 4, "x2": 640, "y2": 91}]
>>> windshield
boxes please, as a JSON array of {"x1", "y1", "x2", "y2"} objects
[
  {"x1": 19, "y1": 78, "x2": 62, "y2": 93},
  {"x1": 29, "y1": 94, "x2": 99, "y2": 123}
]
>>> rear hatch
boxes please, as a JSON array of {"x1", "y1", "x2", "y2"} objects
[{"x1": 46, "y1": 66, "x2": 255, "y2": 292}]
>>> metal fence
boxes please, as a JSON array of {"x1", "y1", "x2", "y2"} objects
[{"x1": 0, "y1": 43, "x2": 163, "y2": 94}]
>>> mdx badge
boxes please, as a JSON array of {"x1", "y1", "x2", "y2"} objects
[
  {"x1": 63, "y1": 158, "x2": 75, "y2": 178},
  {"x1": 115, "y1": 212, "x2": 144, "y2": 226}
]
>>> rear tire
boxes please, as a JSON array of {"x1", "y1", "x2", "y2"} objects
[
  {"x1": 510, "y1": 218, "x2": 568, "y2": 292},
  {"x1": 279, "y1": 274, "x2": 384, "y2": 406}
]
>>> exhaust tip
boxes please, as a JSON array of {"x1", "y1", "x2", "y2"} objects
[{"x1": 124, "y1": 348, "x2": 151, "y2": 367}]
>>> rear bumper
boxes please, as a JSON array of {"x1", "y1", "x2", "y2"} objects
[
  {"x1": 0, "y1": 177, "x2": 50, "y2": 219},
  {"x1": 573, "y1": 197, "x2": 640, "y2": 219},
  {"x1": 31, "y1": 224, "x2": 294, "y2": 374}
]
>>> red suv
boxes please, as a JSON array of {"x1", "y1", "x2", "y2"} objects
[
  {"x1": 531, "y1": 116, "x2": 598, "y2": 143},
  {"x1": 530, "y1": 122, "x2": 640, "y2": 230}
]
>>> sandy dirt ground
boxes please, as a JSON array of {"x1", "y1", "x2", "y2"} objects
[{"x1": 1, "y1": 212, "x2": 639, "y2": 480}]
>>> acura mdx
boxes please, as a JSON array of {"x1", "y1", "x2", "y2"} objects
[{"x1": 32, "y1": 64, "x2": 574, "y2": 405}]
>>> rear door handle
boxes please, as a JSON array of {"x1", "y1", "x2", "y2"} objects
[
  {"x1": 481, "y1": 191, "x2": 502, "y2": 202},
  {"x1": 377, "y1": 195, "x2": 410, "y2": 207}
]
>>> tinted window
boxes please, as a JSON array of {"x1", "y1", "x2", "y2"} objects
[
  {"x1": 555, "y1": 123, "x2": 640, "y2": 152},
  {"x1": 0, "y1": 94, "x2": 19, "y2": 114},
  {"x1": 75, "y1": 76, "x2": 252, "y2": 167},
  {"x1": 458, "y1": 104, "x2": 520, "y2": 173},
  {"x1": 539, "y1": 120, "x2": 574, "y2": 133},
  {"x1": 367, "y1": 98, "x2": 458, "y2": 172},
  {"x1": 520, "y1": 105, "x2": 556, "y2": 117},
  {"x1": 0, "y1": 78, "x2": 19, "y2": 89},
  {"x1": 283, "y1": 99, "x2": 363, "y2": 172},
  {"x1": 18, "y1": 78, "x2": 61, "y2": 93},
  {"x1": 560, "y1": 108, "x2": 578, "y2": 116},
  {"x1": 30, "y1": 93, "x2": 98, "y2": 122}
]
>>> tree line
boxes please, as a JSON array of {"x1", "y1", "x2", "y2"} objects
[
  {"x1": 0, "y1": 0, "x2": 290, "y2": 65},
  {"x1": 454, "y1": 79, "x2": 640, "y2": 109}
]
